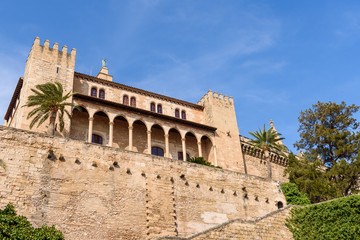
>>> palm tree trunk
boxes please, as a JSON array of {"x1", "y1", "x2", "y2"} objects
[
  {"x1": 264, "y1": 150, "x2": 272, "y2": 179},
  {"x1": 48, "y1": 111, "x2": 57, "y2": 136}
]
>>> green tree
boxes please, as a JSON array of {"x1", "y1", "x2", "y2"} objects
[
  {"x1": 289, "y1": 101, "x2": 360, "y2": 202},
  {"x1": 249, "y1": 125, "x2": 288, "y2": 179},
  {"x1": 23, "y1": 82, "x2": 75, "y2": 135},
  {"x1": 0, "y1": 203, "x2": 64, "y2": 239},
  {"x1": 295, "y1": 101, "x2": 360, "y2": 166}
]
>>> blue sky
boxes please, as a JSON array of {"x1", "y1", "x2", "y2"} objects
[{"x1": 1, "y1": 0, "x2": 360, "y2": 152}]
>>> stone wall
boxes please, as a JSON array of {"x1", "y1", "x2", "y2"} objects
[
  {"x1": 156, "y1": 206, "x2": 293, "y2": 240},
  {"x1": 0, "y1": 126, "x2": 286, "y2": 240}
]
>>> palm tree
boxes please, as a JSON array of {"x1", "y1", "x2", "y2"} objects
[
  {"x1": 23, "y1": 82, "x2": 75, "y2": 135},
  {"x1": 249, "y1": 125, "x2": 288, "y2": 179}
]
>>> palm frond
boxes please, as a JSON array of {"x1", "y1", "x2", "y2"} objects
[{"x1": 23, "y1": 81, "x2": 76, "y2": 133}]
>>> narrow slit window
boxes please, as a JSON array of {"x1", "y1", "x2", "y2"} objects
[
  {"x1": 130, "y1": 97, "x2": 136, "y2": 107},
  {"x1": 150, "y1": 103, "x2": 156, "y2": 112},
  {"x1": 181, "y1": 110, "x2": 186, "y2": 120},
  {"x1": 99, "y1": 89, "x2": 105, "y2": 99},
  {"x1": 157, "y1": 104, "x2": 162, "y2": 114},
  {"x1": 123, "y1": 95, "x2": 129, "y2": 105},
  {"x1": 175, "y1": 109, "x2": 180, "y2": 118},
  {"x1": 91, "y1": 88, "x2": 97, "y2": 97}
]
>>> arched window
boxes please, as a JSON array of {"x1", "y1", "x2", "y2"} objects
[
  {"x1": 175, "y1": 109, "x2": 180, "y2": 118},
  {"x1": 99, "y1": 89, "x2": 105, "y2": 99},
  {"x1": 92, "y1": 134, "x2": 103, "y2": 145},
  {"x1": 178, "y1": 152, "x2": 190, "y2": 160},
  {"x1": 130, "y1": 97, "x2": 136, "y2": 107},
  {"x1": 277, "y1": 201, "x2": 284, "y2": 209},
  {"x1": 151, "y1": 146, "x2": 164, "y2": 157},
  {"x1": 181, "y1": 110, "x2": 186, "y2": 120},
  {"x1": 123, "y1": 95, "x2": 129, "y2": 105},
  {"x1": 150, "y1": 102, "x2": 156, "y2": 112},
  {"x1": 157, "y1": 104, "x2": 162, "y2": 114},
  {"x1": 91, "y1": 87, "x2": 97, "y2": 97}
]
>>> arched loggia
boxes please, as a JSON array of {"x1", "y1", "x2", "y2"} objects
[
  {"x1": 150, "y1": 124, "x2": 165, "y2": 156},
  {"x1": 168, "y1": 128, "x2": 182, "y2": 160},
  {"x1": 70, "y1": 106, "x2": 89, "y2": 141},
  {"x1": 113, "y1": 115, "x2": 129, "y2": 149},
  {"x1": 201, "y1": 135, "x2": 214, "y2": 164},
  {"x1": 92, "y1": 111, "x2": 110, "y2": 145},
  {"x1": 132, "y1": 120, "x2": 147, "y2": 153},
  {"x1": 184, "y1": 132, "x2": 198, "y2": 159}
]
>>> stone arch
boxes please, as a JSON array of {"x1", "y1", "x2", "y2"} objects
[
  {"x1": 92, "y1": 110, "x2": 110, "y2": 146},
  {"x1": 113, "y1": 115, "x2": 129, "y2": 150},
  {"x1": 93, "y1": 109, "x2": 110, "y2": 119},
  {"x1": 151, "y1": 124, "x2": 165, "y2": 157},
  {"x1": 168, "y1": 127, "x2": 182, "y2": 160},
  {"x1": 70, "y1": 106, "x2": 89, "y2": 141},
  {"x1": 201, "y1": 135, "x2": 214, "y2": 164},
  {"x1": 185, "y1": 132, "x2": 198, "y2": 159},
  {"x1": 276, "y1": 201, "x2": 284, "y2": 209},
  {"x1": 132, "y1": 119, "x2": 147, "y2": 153}
]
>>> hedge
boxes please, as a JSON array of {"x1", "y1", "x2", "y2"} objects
[{"x1": 286, "y1": 195, "x2": 360, "y2": 240}]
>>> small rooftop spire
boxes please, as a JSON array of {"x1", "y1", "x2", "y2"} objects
[
  {"x1": 270, "y1": 119, "x2": 274, "y2": 127},
  {"x1": 270, "y1": 119, "x2": 283, "y2": 145},
  {"x1": 102, "y1": 58, "x2": 107, "y2": 68}
]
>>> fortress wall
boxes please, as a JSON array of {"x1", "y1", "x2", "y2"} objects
[
  {"x1": 157, "y1": 206, "x2": 293, "y2": 240},
  {"x1": 0, "y1": 126, "x2": 285, "y2": 240},
  {"x1": 243, "y1": 154, "x2": 269, "y2": 179},
  {"x1": 270, "y1": 162, "x2": 288, "y2": 183}
]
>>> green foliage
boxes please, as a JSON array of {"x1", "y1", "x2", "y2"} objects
[
  {"x1": 23, "y1": 81, "x2": 75, "y2": 134},
  {"x1": 249, "y1": 124, "x2": 288, "y2": 179},
  {"x1": 286, "y1": 195, "x2": 360, "y2": 240},
  {"x1": 295, "y1": 101, "x2": 360, "y2": 166},
  {"x1": 281, "y1": 182, "x2": 311, "y2": 206},
  {"x1": 288, "y1": 101, "x2": 360, "y2": 203},
  {"x1": 0, "y1": 203, "x2": 64, "y2": 240},
  {"x1": 187, "y1": 157, "x2": 221, "y2": 168},
  {"x1": 248, "y1": 124, "x2": 288, "y2": 157}
]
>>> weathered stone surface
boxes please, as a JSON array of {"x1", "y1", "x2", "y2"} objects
[
  {"x1": 0, "y1": 126, "x2": 286, "y2": 240},
  {"x1": 156, "y1": 206, "x2": 293, "y2": 240}
]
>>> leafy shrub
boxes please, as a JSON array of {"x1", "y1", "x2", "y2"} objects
[
  {"x1": 0, "y1": 203, "x2": 64, "y2": 240},
  {"x1": 286, "y1": 195, "x2": 360, "y2": 240},
  {"x1": 187, "y1": 157, "x2": 221, "y2": 168},
  {"x1": 281, "y1": 182, "x2": 311, "y2": 206}
]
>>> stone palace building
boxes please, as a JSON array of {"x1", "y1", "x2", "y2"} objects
[
  {"x1": 0, "y1": 37, "x2": 292, "y2": 239},
  {"x1": 4, "y1": 37, "x2": 287, "y2": 181}
]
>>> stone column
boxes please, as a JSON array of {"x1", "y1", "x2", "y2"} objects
[
  {"x1": 128, "y1": 125, "x2": 133, "y2": 151},
  {"x1": 88, "y1": 117, "x2": 94, "y2": 142},
  {"x1": 108, "y1": 121, "x2": 114, "y2": 147},
  {"x1": 165, "y1": 134, "x2": 169, "y2": 158},
  {"x1": 214, "y1": 145, "x2": 218, "y2": 166},
  {"x1": 181, "y1": 137, "x2": 186, "y2": 161},
  {"x1": 147, "y1": 130, "x2": 152, "y2": 154},
  {"x1": 197, "y1": 141, "x2": 202, "y2": 157}
]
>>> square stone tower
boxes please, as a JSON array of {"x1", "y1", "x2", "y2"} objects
[
  {"x1": 13, "y1": 37, "x2": 76, "y2": 136},
  {"x1": 199, "y1": 90, "x2": 244, "y2": 172}
]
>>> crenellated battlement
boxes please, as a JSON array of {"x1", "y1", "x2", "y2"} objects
[
  {"x1": 30, "y1": 37, "x2": 76, "y2": 66},
  {"x1": 198, "y1": 89, "x2": 233, "y2": 105}
]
